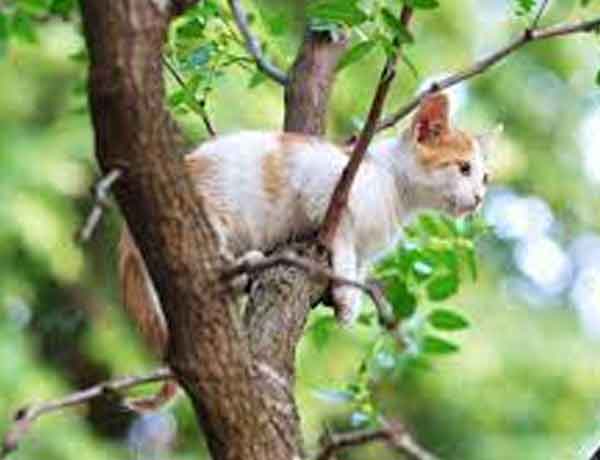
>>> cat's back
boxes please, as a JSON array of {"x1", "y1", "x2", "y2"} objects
[{"x1": 184, "y1": 131, "x2": 349, "y2": 252}]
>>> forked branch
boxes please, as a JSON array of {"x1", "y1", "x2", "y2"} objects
[
  {"x1": 1, "y1": 368, "x2": 172, "y2": 458},
  {"x1": 227, "y1": 0, "x2": 288, "y2": 85},
  {"x1": 316, "y1": 418, "x2": 439, "y2": 460},
  {"x1": 226, "y1": 252, "x2": 396, "y2": 328},
  {"x1": 162, "y1": 56, "x2": 217, "y2": 136},
  {"x1": 377, "y1": 15, "x2": 600, "y2": 133}
]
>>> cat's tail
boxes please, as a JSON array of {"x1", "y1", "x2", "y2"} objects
[{"x1": 119, "y1": 226, "x2": 178, "y2": 411}]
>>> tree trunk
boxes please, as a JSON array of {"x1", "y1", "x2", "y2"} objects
[
  {"x1": 79, "y1": 1, "x2": 344, "y2": 459},
  {"x1": 284, "y1": 29, "x2": 348, "y2": 135}
]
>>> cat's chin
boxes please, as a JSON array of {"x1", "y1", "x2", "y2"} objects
[
  {"x1": 447, "y1": 202, "x2": 480, "y2": 218},
  {"x1": 455, "y1": 208, "x2": 476, "y2": 218}
]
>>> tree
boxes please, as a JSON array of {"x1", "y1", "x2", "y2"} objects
[{"x1": 2, "y1": 1, "x2": 600, "y2": 459}]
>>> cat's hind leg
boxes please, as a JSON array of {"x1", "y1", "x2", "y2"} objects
[{"x1": 330, "y1": 231, "x2": 363, "y2": 324}]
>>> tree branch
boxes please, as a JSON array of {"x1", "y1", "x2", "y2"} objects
[
  {"x1": 226, "y1": 252, "x2": 395, "y2": 328},
  {"x1": 227, "y1": 0, "x2": 288, "y2": 85},
  {"x1": 531, "y1": 0, "x2": 550, "y2": 30},
  {"x1": 76, "y1": 168, "x2": 122, "y2": 242},
  {"x1": 284, "y1": 28, "x2": 348, "y2": 134},
  {"x1": 1, "y1": 368, "x2": 172, "y2": 458},
  {"x1": 319, "y1": 6, "x2": 414, "y2": 246},
  {"x1": 162, "y1": 56, "x2": 217, "y2": 137},
  {"x1": 377, "y1": 15, "x2": 600, "y2": 133},
  {"x1": 316, "y1": 419, "x2": 438, "y2": 460}
]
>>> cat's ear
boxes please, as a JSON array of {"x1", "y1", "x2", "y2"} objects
[
  {"x1": 411, "y1": 93, "x2": 450, "y2": 144},
  {"x1": 477, "y1": 124, "x2": 503, "y2": 158}
]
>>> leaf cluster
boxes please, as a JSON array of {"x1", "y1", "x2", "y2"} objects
[
  {"x1": 309, "y1": 212, "x2": 489, "y2": 428},
  {"x1": 306, "y1": 0, "x2": 439, "y2": 74}
]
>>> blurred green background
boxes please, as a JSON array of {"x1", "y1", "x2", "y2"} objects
[{"x1": 2, "y1": 0, "x2": 600, "y2": 459}]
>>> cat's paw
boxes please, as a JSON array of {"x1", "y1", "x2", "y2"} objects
[
  {"x1": 231, "y1": 250, "x2": 265, "y2": 292},
  {"x1": 332, "y1": 285, "x2": 362, "y2": 325}
]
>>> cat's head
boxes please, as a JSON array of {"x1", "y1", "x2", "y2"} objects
[{"x1": 399, "y1": 93, "x2": 497, "y2": 217}]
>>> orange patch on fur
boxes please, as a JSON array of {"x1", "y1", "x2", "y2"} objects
[
  {"x1": 416, "y1": 129, "x2": 475, "y2": 169},
  {"x1": 280, "y1": 132, "x2": 310, "y2": 148},
  {"x1": 185, "y1": 151, "x2": 216, "y2": 179},
  {"x1": 262, "y1": 151, "x2": 286, "y2": 203}
]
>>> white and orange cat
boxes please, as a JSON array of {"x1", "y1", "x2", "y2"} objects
[{"x1": 119, "y1": 93, "x2": 494, "y2": 409}]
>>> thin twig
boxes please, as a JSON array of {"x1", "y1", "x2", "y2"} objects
[
  {"x1": 318, "y1": 6, "x2": 414, "y2": 246},
  {"x1": 76, "y1": 169, "x2": 122, "y2": 243},
  {"x1": 227, "y1": 0, "x2": 288, "y2": 85},
  {"x1": 162, "y1": 56, "x2": 217, "y2": 137},
  {"x1": 316, "y1": 418, "x2": 438, "y2": 460},
  {"x1": 1, "y1": 368, "x2": 172, "y2": 458},
  {"x1": 377, "y1": 15, "x2": 600, "y2": 133},
  {"x1": 225, "y1": 252, "x2": 396, "y2": 328},
  {"x1": 531, "y1": 0, "x2": 550, "y2": 30}
]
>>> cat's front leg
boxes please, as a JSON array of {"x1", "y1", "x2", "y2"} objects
[{"x1": 330, "y1": 231, "x2": 362, "y2": 324}]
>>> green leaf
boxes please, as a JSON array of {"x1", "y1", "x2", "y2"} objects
[
  {"x1": 373, "y1": 252, "x2": 401, "y2": 280},
  {"x1": 412, "y1": 260, "x2": 433, "y2": 278},
  {"x1": 306, "y1": 0, "x2": 369, "y2": 27},
  {"x1": 167, "y1": 89, "x2": 187, "y2": 108},
  {"x1": 187, "y1": 44, "x2": 214, "y2": 68},
  {"x1": 428, "y1": 309, "x2": 470, "y2": 331},
  {"x1": 416, "y1": 213, "x2": 445, "y2": 237},
  {"x1": 177, "y1": 17, "x2": 206, "y2": 39},
  {"x1": 435, "y1": 248, "x2": 459, "y2": 273},
  {"x1": 49, "y1": 0, "x2": 75, "y2": 16},
  {"x1": 11, "y1": 11, "x2": 37, "y2": 43},
  {"x1": 336, "y1": 40, "x2": 377, "y2": 72},
  {"x1": 422, "y1": 335, "x2": 460, "y2": 354},
  {"x1": 309, "y1": 315, "x2": 336, "y2": 349},
  {"x1": 381, "y1": 8, "x2": 414, "y2": 44},
  {"x1": 257, "y1": 5, "x2": 287, "y2": 36},
  {"x1": 357, "y1": 311, "x2": 376, "y2": 326},
  {"x1": 0, "y1": 13, "x2": 8, "y2": 41},
  {"x1": 596, "y1": 69, "x2": 600, "y2": 86},
  {"x1": 16, "y1": 0, "x2": 49, "y2": 15},
  {"x1": 403, "y1": 0, "x2": 440, "y2": 9},
  {"x1": 514, "y1": 0, "x2": 536, "y2": 15},
  {"x1": 461, "y1": 244, "x2": 478, "y2": 281},
  {"x1": 398, "y1": 354, "x2": 432, "y2": 372},
  {"x1": 401, "y1": 54, "x2": 419, "y2": 79},
  {"x1": 0, "y1": 15, "x2": 6, "y2": 58},
  {"x1": 385, "y1": 281, "x2": 417, "y2": 319},
  {"x1": 248, "y1": 71, "x2": 268, "y2": 88},
  {"x1": 582, "y1": 0, "x2": 592, "y2": 6},
  {"x1": 426, "y1": 274, "x2": 459, "y2": 301}
]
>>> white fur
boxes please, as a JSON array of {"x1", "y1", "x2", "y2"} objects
[{"x1": 182, "y1": 129, "x2": 490, "y2": 322}]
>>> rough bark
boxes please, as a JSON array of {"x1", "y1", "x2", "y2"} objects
[
  {"x1": 284, "y1": 28, "x2": 348, "y2": 135},
  {"x1": 79, "y1": 1, "x2": 343, "y2": 459}
]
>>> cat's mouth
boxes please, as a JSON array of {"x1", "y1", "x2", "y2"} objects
[
  {"x1": 454, "y1": 205, "x2": 479, "y2": 217},
  {"x1": 446, "y1": 198, "x2": 481, "y2": 217}
]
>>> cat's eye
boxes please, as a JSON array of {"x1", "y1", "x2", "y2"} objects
[
  {"x1": 458, "y1": 161, "x2": 471, "y2": 176},
  {"x1": 483, "y1": 173, "x2": 489, "y2": 184}
]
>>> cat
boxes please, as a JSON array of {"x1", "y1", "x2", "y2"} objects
[{"x1": 118, "y1": 93, "x2": 495, "y2": 410}]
